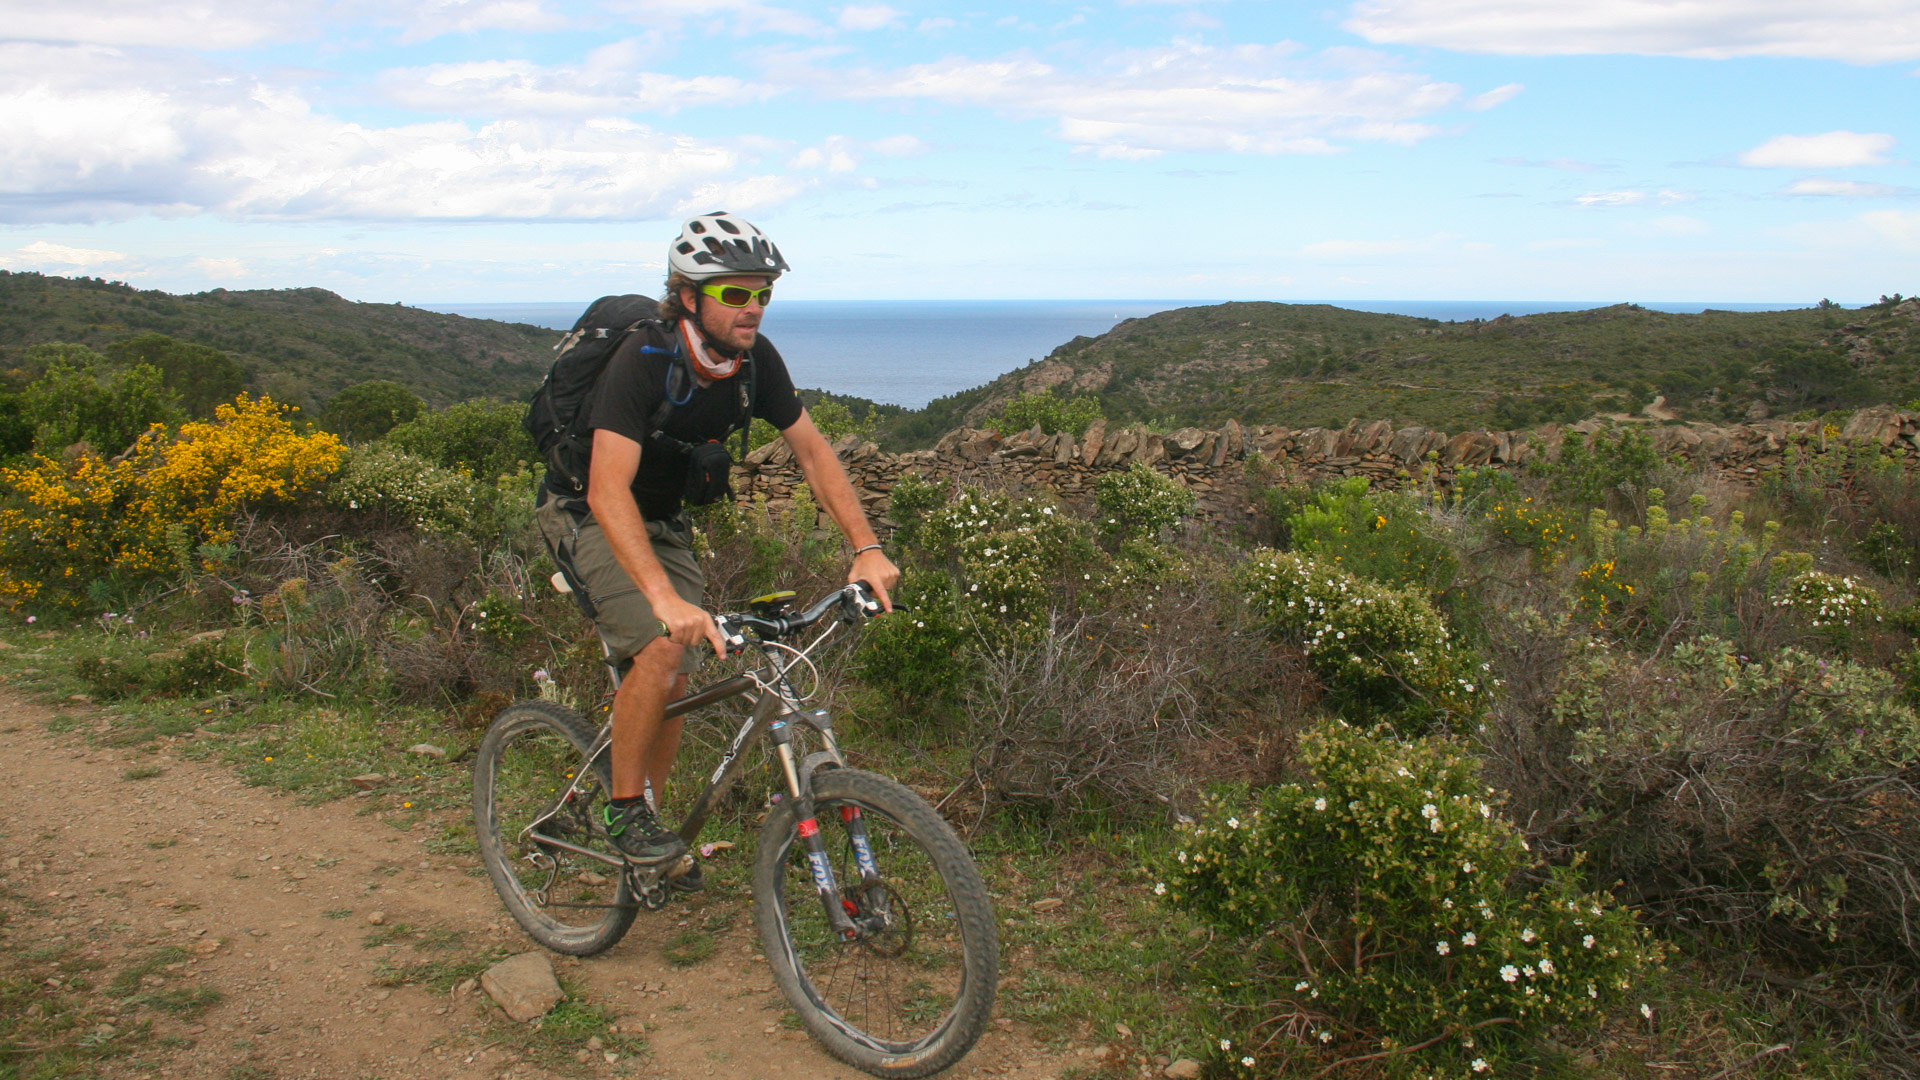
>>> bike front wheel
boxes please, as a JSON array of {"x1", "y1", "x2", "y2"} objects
[
  {"x1": 753, "y1": 768, "x2": 998, "y2": 1078},
  {"x1": 473, "y1": 700, "x2": 637, "y2": 956}
]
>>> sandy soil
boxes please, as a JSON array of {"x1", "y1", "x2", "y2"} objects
[{"x1": 0, "y1": 690, "x2": 1075, "y2": 1080}]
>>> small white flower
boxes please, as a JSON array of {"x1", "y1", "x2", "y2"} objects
[
  {"x1": 1523, "y1": 965, "x2": 1536, "y2": 978},
  {"x1": 1227, "y1": 817, "x2": 1240, "y2": 829},
  {"x1": 1583, "y1": 934, "x2": 1595, "y2": 949},
  {"x1": 1588, "y1": 984, "x2": 1599, "y2": 999},
  {"x1": 1521, "y1": 928, "x2": 1536, "y2": 943},
  {"x1": 1430, "y1": 818, "x2": 1444, "y2": 833},
  {"x1": 1317, "y1": 1031, "x2": 1332, "y2": 1044},
  {"x1": 1640, "y1": 1003, "x2": 1653, "y2": 1019},
  {"x1": 1461, "y1": 861, "x2": 1476, "y2": 874},
  {"x1": 1500, "y1": 965, "x2": 1519, "y2": 983},
  {"x1": 1295, "y1": 981, "x2": 1310, "y2": 992},
  {"x1": 1313, "y1": 797, "x2": 1327, "y2": 811},
  {"x1": 1241, "y1": 1056, "x2": 1255, "y2": 1067},
  {"x1": 1461, "y1": 931, "x2": 1477, "y2": 946},
  {"x1": 1421, "y1": 803, "x2": 1438, "y2": 819},
  {"x1": 1538, "y1": 959, "x2": 1554, "y2": 974},
  {"x1": 1435, "y1": 940, "x2": 1451, "y2": 955},
  {"x1": 1471, "y1": 1059, "x2": 1489, "y2": 1074},
  {"x1": 1153, "y1": 882, "x2": 1166, "y2": 896},
  {"x1": 1177, "y1": 851, "x2": 1188, "y2": 863},
  {"x1": 1219, "y1": 1038, "x2": 1232, "y2": 1051}
]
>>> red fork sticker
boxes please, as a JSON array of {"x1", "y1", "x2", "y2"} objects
[
  {"x1": 840, "y1": 806, "x2": 861, "y2": 822},
  {"x1": 796, "y1": 818, "x2": 820, "y2": 838}
]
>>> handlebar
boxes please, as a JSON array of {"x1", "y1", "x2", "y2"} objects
[{"x1": 713, "y1": 582, "x2": 886, "y2": 653}]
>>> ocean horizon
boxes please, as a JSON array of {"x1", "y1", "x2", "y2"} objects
[{"x1": 420, "y1": 298, "x2": 1824, "y2": 410}]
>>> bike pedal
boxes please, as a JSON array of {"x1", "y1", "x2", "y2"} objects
[{"x1": 662, "y1": 854, "x2": 695, "y2": 880}]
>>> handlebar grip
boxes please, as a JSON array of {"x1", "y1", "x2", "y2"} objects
[{"x1": 716, "y1": 617, "x2": 748, "y2": 655}]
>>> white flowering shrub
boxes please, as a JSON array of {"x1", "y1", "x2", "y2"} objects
[
  {"x1": 1238, "y1": 549, "x2": 1488, "y2": 733},
  {"x1": 1773, "y1": 569, "x2": 1885, "y2": 643},
  {"x1": 914, "y1": 486, "x2": 1097, "y2": 635},
  {"x1": 854, "y1": 574, "x2": 976, "y2": 712},
  {"x1": 326, "y1": 445, "x2": 485, "y2": 537},
  {"x1": 1095, "y1": 462, "x2": 1195, "y2": 539},
  {"x1": 1164, "y1": 720, "x2": 1659, "y2": 1078}
]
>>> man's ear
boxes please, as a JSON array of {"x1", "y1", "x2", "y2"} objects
[{"x1": 679, "y1": 285, "x2": 700, "y2": 315}]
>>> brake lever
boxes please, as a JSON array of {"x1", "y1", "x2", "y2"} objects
[
  {"x1": 846, "y1": 581, "x2": 887, "y2": 619},
  {"x1": 716, "y1": 616, "x2": 749, "y2": 655}
]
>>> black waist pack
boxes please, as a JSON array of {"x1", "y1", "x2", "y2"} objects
[{"x1": 683, "y1": 439, "x2": 736, "y2": 506}]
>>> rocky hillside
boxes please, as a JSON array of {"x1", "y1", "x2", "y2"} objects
[
  {"x1": 880, "y1": 296, "x2": 1920, "y2": 448},
  {"x1": 0, "y1": 272, "x2": 553, "y2": 410}
]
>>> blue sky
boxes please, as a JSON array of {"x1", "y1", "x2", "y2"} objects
[{"x1": 2, "y1": 0, "x2": 1916, "y2": 303}]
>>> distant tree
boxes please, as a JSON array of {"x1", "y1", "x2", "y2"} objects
[
  {"x1": 322, "y1": 381, "x2": 424, "y2": 443},
  {"x1": 384, "y1": 398, "x2": 531, "y2": 480},
  {"x1": 105, "y1": 332, "x2": 246, "y2": 417},
  {"x1": 21, "y1": 360, "x2": 182, "y2": 455},
  {"x1": 986, "y1": 388, "x2": 1103, "y2": 438},
  {"x1": 0, "y1": 393, "x2": 34, "y2": 458},
  {"x1": 1766, "y1": 347, "x2": 1875, "y2": 411}
]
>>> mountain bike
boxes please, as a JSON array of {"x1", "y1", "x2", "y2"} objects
[{"x1": 471, "y1": 582, "x2": 998, "y2": 1078}]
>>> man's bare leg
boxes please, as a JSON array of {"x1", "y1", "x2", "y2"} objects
[{"x1": 610, "y1": 636, "x2": 687, "y2": 801}]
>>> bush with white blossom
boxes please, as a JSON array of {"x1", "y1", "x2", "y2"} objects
[
  {"x1": 1095, "y1": 462, "x2": 1195, "y2": 539},
  {"x1": 1238, "y1": 549, "x2": 1488, "y2": 733},
  {"x1": 326, "y1": 445, "x2": 485, "y2": 536},
  {"x1": 914, "y1": 486, "x2": 1097, "y2": 635},
  {"x1": 1773, "y1": 569, "x2": 1884, "y2": 645},
  {"x1": 1163, "y1": 720, "x2": 1658, "y2": 1078}
]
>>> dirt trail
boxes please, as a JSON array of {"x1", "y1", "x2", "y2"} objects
[{"x1": 0, "y1": 690, "x2": 1070, "y2": 1080}]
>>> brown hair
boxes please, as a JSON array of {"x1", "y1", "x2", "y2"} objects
[{"x1": 657, "y1": 271, "x2": 698, "y2": 323}]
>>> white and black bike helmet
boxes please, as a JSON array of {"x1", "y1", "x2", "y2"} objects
[{"x1": 668, "y1": 212, "x2": 788, "y2": 281}]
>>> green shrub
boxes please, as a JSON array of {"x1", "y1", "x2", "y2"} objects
[
  {"x1": 326, "y1": 445, "x2": 484, "y2": 536},
  {"x1": 882, "y1": 471, "x2": 946, "y2": 550},
  {"x1": 1094, "y1": 462, "x2": 1194, "y2": 540},
  {"x1": 384, "y1": 398, "x2": 532, "y2": 481},
  {"x1": 1286, "y1": 476, "x2": 1457, "y2": 594},
  {"x1": 322, "y1": 381, "x2": 423, "y2": 442},
  {"x1": 1772, "y1": 569, "x2": 1885, "y2": 650},
  {"x1": 854, "y1": 574, "x2": 976, "y2": 714},
  {"x1": 73, "y1": 639, "x2": 243, "y2": 700},
  {"x1": 1541, "y1": 427, "x2": 1661, "y2": 513},
  {"x1": 1534, "y1": 637, "x2": 1920, "y2": 964},
  {"x1": 21, "y1": 356, "x2": 182, "y2": 455},
  {"x1": 1239, "y1": 549, "x2": 1487, "y2": 733},
  {"x1": 985, "y1": 387, "x2": 1102, "y2": 438},
  {"x1": 1165, "y1": 720, "x2": 1658, "y2": 1078},
  {"x1": 104, "y1": 332, "x2": 245, "y2": 418}
]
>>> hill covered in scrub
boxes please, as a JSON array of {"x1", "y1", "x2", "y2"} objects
[
  {"x1": 0, "y1": 272, "x2": 552, "y2": 411},
  {"x1": 875, "y1": 295, "x2": 1920, "y2": 449}
]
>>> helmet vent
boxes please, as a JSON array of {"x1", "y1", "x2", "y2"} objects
[
  {"x1": 716, "y1": 218, "x2": 741, "y2": 235},
  {"x1": 689, "y1": 221, "x2": 706, "y2": 234},
  {"x1": 676, "y1": 242, "x2": 695, "y2": 254}
]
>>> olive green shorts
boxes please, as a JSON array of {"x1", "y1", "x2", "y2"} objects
[{"x1": 536, "y1": 496, "x2": 704, "y2": 673}]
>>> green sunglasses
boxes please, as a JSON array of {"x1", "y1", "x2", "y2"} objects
[{"x1": 699, "y1": 282, "x2": 774, "y2": 308}]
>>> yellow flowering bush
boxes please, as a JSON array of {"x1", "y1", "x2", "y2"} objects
[{"x1": 0, "y1": 394, "x2": 341, "y2": 607}]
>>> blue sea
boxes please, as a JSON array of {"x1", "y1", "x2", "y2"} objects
[{"x1": 420, "y1": 299, "x2": 1820, "y2": 409}]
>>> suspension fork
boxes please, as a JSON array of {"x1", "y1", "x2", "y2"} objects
[{"x1": 771, "y1": 714, "x2": 863, "y2": 938}]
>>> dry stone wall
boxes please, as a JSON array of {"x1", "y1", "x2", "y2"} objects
[{"x1": 733, "y1": 406, "x2": 1920, "y2": 533}]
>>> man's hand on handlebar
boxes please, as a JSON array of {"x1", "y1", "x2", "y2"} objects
[
  {"x1": 850, "y1": 547, "x2": 899, "y2": 612},
  {"x1": 655, "y1": 593, "x2": 729, "y2": 659}
]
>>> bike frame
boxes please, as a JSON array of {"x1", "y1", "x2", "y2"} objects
[{"x1": 520, "y1": 611, "x2": 888, "y2": 938}]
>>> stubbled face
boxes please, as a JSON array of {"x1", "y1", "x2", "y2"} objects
[{"x1": 681, "y1": 274, "x2": 772, "y2": 353}]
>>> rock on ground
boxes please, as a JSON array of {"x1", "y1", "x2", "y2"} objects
[{"x1": 482, "y1": 951, "x2": 565, "y2": 1022}]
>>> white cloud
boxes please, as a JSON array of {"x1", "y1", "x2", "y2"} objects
[
  {"x1": 1739, "y1": 131, "x2": 1896, "y2": 168},
  {"x1": 789, "y1": 135, "x2": 860, "y2": 172},
  {"x1": 0, "y1": 43, "x2": 797, "y2": 223},
  {"x1": 192, "y1": 256, "x2": 248, "y2": 279},
  {"x1": 827, "y1": 43, "x2": 1462, "y2": 158},
  {"x1": 836, "y1": 4, "x2": 901, "y2": 30},
  {"x1": 603, "y1": 0, "x2": 823, "y2": 37},
  {"x1": 917, "y1": 16, "x2": 957, "y2": 32},
  {"x1": 10, "y1": 241, "x2": 127, "y2": 267},
  {"x1": 1859, "y1": 209, "x2": 1920, "y2": 250},
  {"x1": 1345, "y1": 0, "x2": 1920, "y2": 63},
  {"x1": 1786, "y1": 177, "x2": 1900, "y2": 196},
  {"x1": 377, "y1": 44, "x2": 774, "y2": 116},
  {"x1": 1575, "y1": 189, "x2": 1689, "y2": 207},
  {"x1": 1466, "y1": 83, "x2": 1524, "y2": 110},
  {"x1": 7, "y1": 0, "x2": 565, "y2": 48},
  {"x1": 870, "y1": 134, "x2": 928, "y2": 156}
]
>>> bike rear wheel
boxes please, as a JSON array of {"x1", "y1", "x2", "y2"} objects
[
  {"x1": 473, "y1": 700, "x2": 637, "y2": 956},
  {"x1": 753, "y1": 768, "x2": 998, "y2": 1078}
]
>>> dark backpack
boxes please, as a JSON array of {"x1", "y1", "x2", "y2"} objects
[{"x1": 524, "y1": 294, "x2": 754, "y2": 503}]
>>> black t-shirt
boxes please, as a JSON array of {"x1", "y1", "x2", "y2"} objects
[{"x1": 587, "y1": 323, "x2": 804, "y2": 520}]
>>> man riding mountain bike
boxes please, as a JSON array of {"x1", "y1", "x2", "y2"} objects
[{"x1": 534, "y1": 212, "x2": 899, "y2": 883}]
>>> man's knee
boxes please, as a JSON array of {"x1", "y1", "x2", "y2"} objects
[{"x1": 629, "y1": 637, "x2": 685, "y2": 683}]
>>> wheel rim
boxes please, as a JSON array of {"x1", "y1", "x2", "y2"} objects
[
  {"x1": 486, "y1": 717, "x2": 629, "y2": 935},
  {"x1": 772, "y1": 796, "x2": 972, "y2": 1054}
]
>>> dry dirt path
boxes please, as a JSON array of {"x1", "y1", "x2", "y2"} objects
[{"x1": 0, "y1": 689, "x2": 1074, "y2": 1080}]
